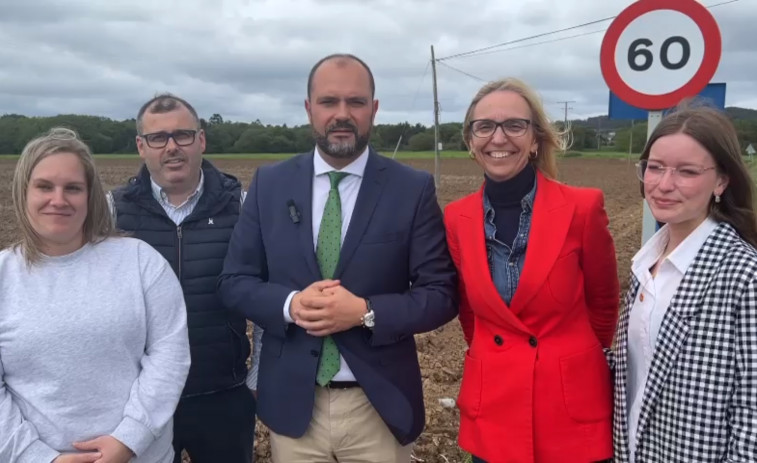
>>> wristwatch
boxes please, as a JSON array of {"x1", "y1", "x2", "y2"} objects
[{"x1": 361, "y1": 298, "x2": 375, "y2": 329}]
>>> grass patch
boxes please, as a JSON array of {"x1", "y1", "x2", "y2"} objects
[
  {"x1": 570, "y1": 151, "x2": 635, "y2": 159},
  {"x1": 746, "y1": 158, "x2": 757, "y2": 181}
]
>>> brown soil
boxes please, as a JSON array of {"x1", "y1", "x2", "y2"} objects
[{"x1": 0, "y1": 156, "x2": 641, "y2": 463}]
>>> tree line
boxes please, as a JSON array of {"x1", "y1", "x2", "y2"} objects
[
  {"x1": 1, "y1": 108, "x2": 755, "y2": 155},
  {"x1": 612, "y1": 118, "x2": 757, "y2": 154}
]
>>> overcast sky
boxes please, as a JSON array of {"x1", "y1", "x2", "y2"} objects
[{"x1": 0, "y1": 0, "x2": 754, "y2": 126}]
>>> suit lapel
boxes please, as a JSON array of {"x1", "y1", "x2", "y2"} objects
[
  {"x1": 334, "y1": 150, "x2": 386, "y2": 278},
  {"x1": 633, "y1": 223, "x2": 734, "y2": 452},
  {"x1": 293, "y1": 152, "x2": 320, "y2": 279},
  {"x1": 460, "y1": 188, "x2": 531, "y2": 333},
  {"x1": 509, "y1": 172, "x2": 573, "y2": 314},
  {"x1": 614, "y1": 275, "x2": 640, "y2": 462}
]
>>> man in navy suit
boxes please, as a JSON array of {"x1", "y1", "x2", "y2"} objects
[{"x1": 218, "y1": 53, "x2": 457, "y2": 462}]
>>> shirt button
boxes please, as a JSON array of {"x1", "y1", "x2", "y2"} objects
[
  {"x1": 494, "y1": 335, "x2": 504, "y2": 346},
  {"x1": 529, "y1": 336, "x2": 538, "y2": 348},
  {"x1": 509, "y1": 262, "x2": 515, "y2": 267}
]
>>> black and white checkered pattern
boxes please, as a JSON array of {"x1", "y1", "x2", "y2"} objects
[{"x1": 613, "y1": 222, "x2": 757, "y2": 462}]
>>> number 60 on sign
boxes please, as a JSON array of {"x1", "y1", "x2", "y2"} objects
[{"x1": 600, "y1": 0, "x2": 722, "y2": 110}]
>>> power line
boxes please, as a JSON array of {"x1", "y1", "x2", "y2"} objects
[
  {"x1": 434, "y1": 30, "x2": 604, "y2": 86},
  {"x1": 707, "y1": 0, "x2": 742, "y2": 8},
  {"x1": 437, "y1": 0, "x2": 741, "y2": 62},
  {"x1": 407, "y1": 61, "x2": 431, "y2": 115},
  {"x1": 391, "y1": 61, "x2": 432, "y2": 159},
  {"x1": 437, "y1": 61, "x2": 487, "y2": 82},
  {"x1": 469, "y1": 29, "x2": 605, "y2": 58},
  {"x1": 437, "y1": 16, "x2": 615, "y2": 62}
]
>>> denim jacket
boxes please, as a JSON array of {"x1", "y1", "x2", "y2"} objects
[{"x1": 483, "y1": 181, "x2": 537, "y2": 305}]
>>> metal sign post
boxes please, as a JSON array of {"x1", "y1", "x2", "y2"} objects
[{"x1": 600, "y1": 0, "x2": 722, "y2": 245}]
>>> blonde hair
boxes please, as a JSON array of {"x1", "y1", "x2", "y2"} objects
[
  {"x1": 462, "y1": 77, "x2": 565, "y2": 179},
  {"x1": 12, "y1": 127, "x2": 115, "y2": 265}
]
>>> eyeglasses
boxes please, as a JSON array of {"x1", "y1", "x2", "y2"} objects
[
  {"x1": 635, "y1": 160, "x2": 717, "y2": 186},
  {"x1": 469, "y1": 118, "x2": 531, "y2": 138},
  {"x1": 140, "y1": 129, "x2": 199, "y2": 149}
]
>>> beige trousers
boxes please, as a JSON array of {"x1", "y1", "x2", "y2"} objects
[{"x1": 270, "y1": 386, "x2": 413, "y2": 463}]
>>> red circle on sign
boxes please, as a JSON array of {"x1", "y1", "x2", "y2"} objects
[{"x1": 600, "y1": 0, "x2": 721, "y2": 110}]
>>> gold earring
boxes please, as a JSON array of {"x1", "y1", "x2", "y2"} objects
[{"x1": 468, "y1": 151, "x2": 475, "y2": 160}]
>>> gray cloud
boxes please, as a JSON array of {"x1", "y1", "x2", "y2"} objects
[{"x1": 0, "y1": 0, "x2": 754, "y2": 127}]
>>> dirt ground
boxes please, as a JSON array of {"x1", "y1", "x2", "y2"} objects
[{"x1": 0, "y1": 156, "x2": 641, "y2": 462}]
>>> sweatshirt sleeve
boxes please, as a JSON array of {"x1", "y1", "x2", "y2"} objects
[
  {"x1": 0, "y1": 355, "x2": 60, "y2": 463},
  {"x1": 110, "y1": 244, "x2": 190, "y2": 456}
]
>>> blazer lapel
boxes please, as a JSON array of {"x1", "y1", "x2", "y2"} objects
[
  {"x1": 292, "y1": 152, "x2": 320, "y2": 279},
  {"x1": 633, "y1": 223, "x2": 734, "y2": 452},
  {"x1": 614, "y1": 275, "x2": 641, "y2": 462},
  {"x1": 509, "y1": 172, "x2": 574, "y2": 315},
  {"x1": 460, "y1": 187, "x2": 531, "y2": 333},
  {"x1": 334, "y1": 150, "x2": 386, "y2": 278}
]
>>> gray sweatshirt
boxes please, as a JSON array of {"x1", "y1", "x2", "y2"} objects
[{"x1": 0, "y1": 237, "x2": 190, "y2": 463}]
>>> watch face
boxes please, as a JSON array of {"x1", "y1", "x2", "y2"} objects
[{"x1": 364, "y1": 311, "x2": 375, "y2": 327}]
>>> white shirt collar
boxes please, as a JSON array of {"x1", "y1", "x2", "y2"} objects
[
  {"x1": 313, "y1": 145, "x2": 370, "y2": 178},
  {"x1": 632, "y1": 217, "x2": 719, "y2": 276},
  {"x1": 150, "y1": 169, "x2": 204, "y2": 207}
]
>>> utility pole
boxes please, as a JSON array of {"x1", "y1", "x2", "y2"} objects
[
  {"x1": 430, "y1": 45, "x2": 441, "y2": 188},
  {"x1": 557, "y1": 100, "x2": 575, "y2": 153}
]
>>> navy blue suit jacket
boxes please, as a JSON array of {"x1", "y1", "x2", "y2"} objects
[{"x1": 218, "y1": 149, "x2": 457, "y2": 445}]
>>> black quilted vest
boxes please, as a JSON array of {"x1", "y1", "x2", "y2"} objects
[{"x1": 111, "y1": 160, "x2": 249, "y2": 397}]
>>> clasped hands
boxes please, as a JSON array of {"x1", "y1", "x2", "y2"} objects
[
  {"x1": 53, "y1": 436, "x2": 134, "y2": 463},
  {"x1": 289, "y1": 280, "x2": 368, "y2": 336}
]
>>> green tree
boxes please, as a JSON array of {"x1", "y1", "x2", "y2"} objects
[
  {"x1": 614, "y1": 122, "x2": 648, "y2": 154},
  {"x1": 209, "y1": 113, "x2": 224, "y2": 126},
  {"x1": 408, "y1": 131, "x2": 435, "y2": 151}
]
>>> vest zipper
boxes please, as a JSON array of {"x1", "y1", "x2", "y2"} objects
[{"x1": 177, "y1": 225, "x2": 183, "y2": 281}]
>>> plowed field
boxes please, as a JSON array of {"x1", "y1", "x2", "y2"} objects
[{"x1": 0, "y1": 156, "x2": 641, "y2": 462}]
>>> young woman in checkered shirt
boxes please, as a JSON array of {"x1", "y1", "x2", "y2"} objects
[{"x1": 613, "y1": 103, "x2": 757, "y2": 462}]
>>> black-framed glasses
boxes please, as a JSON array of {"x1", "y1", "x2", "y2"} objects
[
  {"x1": 140, "y1": 129, "x2": 199, "y2": 149},
  {"x1": 635, "y1": 159, "x2": 717, "y2": 186},
  {"x1": 469, "y1": 118, "x2": 531, "y2": 138}
]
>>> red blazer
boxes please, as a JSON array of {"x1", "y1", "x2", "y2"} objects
[{"x1": 444, "y1": 171, "x2": 619, "y2": 463}]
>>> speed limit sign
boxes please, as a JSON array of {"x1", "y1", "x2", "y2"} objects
[{"x1": 600, "y1": 0, "x2": 722, "y2": 110}]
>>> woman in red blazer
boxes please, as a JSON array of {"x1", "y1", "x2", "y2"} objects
[{"x1": 445, "y1": 78, "x2": 619, "y2": 463}]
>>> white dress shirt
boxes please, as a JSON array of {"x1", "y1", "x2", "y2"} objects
[
  {"x1": 626, "y1": 217, "x2": 718, "y2": 462},
  {"x1": 282, "y1": 146, "x2": 370, "y2": 382},
  {"x1": 150, "y1": 170, "x2": 204, "y2": 225}
]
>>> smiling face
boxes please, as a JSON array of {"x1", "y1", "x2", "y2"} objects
[
  {"x1": 26, "y1": 152, "x2": 88, "y2": 256},
  {"x1": 644, "y1": 132, "x2": 729, "y2": 235},
  {"x1": 136, "y1": 104, "x2": 205, "y2": 196},
  {"x1": 467, "y1": 90, "x2": 538, "y2": 182}
]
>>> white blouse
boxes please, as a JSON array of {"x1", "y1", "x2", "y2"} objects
[{"x1": 626, "y1": 217, "x2": 718, "y2": 462}]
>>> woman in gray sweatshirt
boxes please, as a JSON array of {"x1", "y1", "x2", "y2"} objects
[{"x1": 0, "y1": 128, "x2": 191, "y2": 463}]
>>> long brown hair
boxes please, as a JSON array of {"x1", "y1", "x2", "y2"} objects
[{"x1": 639, "y1": 102, "x2": 757, "y2": 248}]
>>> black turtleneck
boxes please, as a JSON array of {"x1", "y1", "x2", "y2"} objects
[{"x1": 484, "y1": 165, "x2": 536, "y2": 246}]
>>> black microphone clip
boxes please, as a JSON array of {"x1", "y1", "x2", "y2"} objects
[{"x1": 287, "y1": 200, "x2": 301, "y2": 224}]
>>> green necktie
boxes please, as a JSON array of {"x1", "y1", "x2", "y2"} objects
[{"x1": 315, "y1": 171, "x2": 349, "y2": 386}]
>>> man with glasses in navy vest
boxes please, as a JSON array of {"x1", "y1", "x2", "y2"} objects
[{"x1": 110, "y1": 94, "x2": 258, "y2": 463}]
